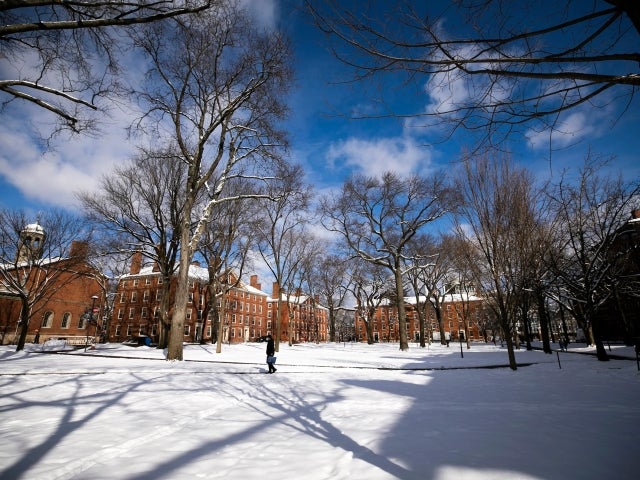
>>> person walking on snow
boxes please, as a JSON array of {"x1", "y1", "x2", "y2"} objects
[{"x1": 266, "y1": 334, "x2": 277, "y2": 373}]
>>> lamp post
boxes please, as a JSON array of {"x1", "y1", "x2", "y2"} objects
[
  {"x1": 85, "y1": 295, "x2": 98, "y2": 352},
  {"x1": 459, "y1": 320, "x2": 464, "y2": 358}
]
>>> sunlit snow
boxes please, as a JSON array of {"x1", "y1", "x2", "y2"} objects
[{"x1": 1, "y1": 341, "x2": 637, "y2": 479}]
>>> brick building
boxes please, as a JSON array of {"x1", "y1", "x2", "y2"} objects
[
  {"x1": 0, "y1": 223, "x2": 104, "y2": 346},
  {"x1": 111, "y1": 253, "x2": 329, "y2": 344},
  {"x1": 355, "y1": 292, "x2": 487, "y2": 344},
  {"x1": 268, "y1": 283, "x2": 329, "y2": 343}
]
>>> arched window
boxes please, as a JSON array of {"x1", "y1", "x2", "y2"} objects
[
  {"x1": 41, "y1": 311, "x2": 54, "y2": 328},
  {"x1": 61, "y1": 312, "x2": 71, "y2": 329}
]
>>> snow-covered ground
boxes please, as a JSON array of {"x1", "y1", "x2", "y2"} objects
[{"x1": 1, "y1": 340, "x2": 638, "y2": 480}]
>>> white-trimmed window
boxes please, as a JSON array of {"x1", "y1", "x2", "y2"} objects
[
  {"x1": 61, "y1": 312, "x2": 71, "y2": 329},
  {"x1": 41, "y1": 311, "x2": 54, "y2": 328}
]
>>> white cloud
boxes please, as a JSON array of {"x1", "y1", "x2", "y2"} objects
[
  {"x1": 242, "y1": 0, "x2": 278, "y2": 29},
  {"x1": 326, "y1": 135, "x2": 433, "y2": 178},
  {"x1": 525, "y1": 110, "x2": 598, "y2": 150},
  {"x1": 0, "y1": 103, "x2": 137, "y2": 210}
]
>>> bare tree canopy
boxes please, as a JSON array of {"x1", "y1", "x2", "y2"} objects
[
  {"x1": 544, "y1": 154, "x2": 640, "y2": 360},
  {"x1": 129, "y1": 2, "x2": 293, "y2": 360},
  {"x1": 0, "y1": 1, "x2": 211, "y2": 133},
  {"x1": 321, "y1": 171, "x2": 449, "y2": 350},
  {"x1": 453, "y1": 154, "x2": 538, "y2": 370},
  {"x1": 306, "y1": 0, "x2": 639, "y2": 145}
]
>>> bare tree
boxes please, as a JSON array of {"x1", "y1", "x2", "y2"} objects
[
  {"x1": 78, "y1": 146, "x2": 187, "y2": 349},
  {"x1": 313, "y1": 251, "x2": 352, "y2": 343},
  {"x1": 0, "y1": 208, "x2": 95, "y2": 351},
  {"x1": 306, "y1": 1, "x2": 639, "y2": 145},
  {"x1": 131, "y1": 3, "x2": 293, "y2": 360},
  {"x1": 291, "y1": 234, "x2": 328, "y2": 344},
  {"x1": 0, "y1": 1, "x2": 212, "y2": 133},
  {"x1": 545, "y1": 155, "x2": 640, "y2": 361},
  {"x1": 321, "y1": 171, "x2": 448, "y2": 350},
  {"x1": 453, "y1": 154, "x2": 538, "y2": 370},
  {"x1": 196, "y1": 183, "x2": 256, "y2": 353},
  {"x1": 348, "y1": 259, "x2": 390, "y2": 345},
  {"x1": 254, "y1": 163, "x2": 312, "y2": 351},
  {"x1": 406, "y1": 233, "x2": 458, "y2": 347},
  {"x1": 83, "y1": 244, "x2": 133, "y2": 344},
  {"x1": 448, "y1": 235, "x2": 483, "y2": 351}
]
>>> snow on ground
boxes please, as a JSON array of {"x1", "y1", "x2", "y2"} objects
[{"x1": 0, "y1": 341, "x2": 638, "y2": 480}]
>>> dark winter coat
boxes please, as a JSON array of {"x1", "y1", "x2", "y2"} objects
[{"x1": 266, "y1": 338, "x2": 275, "y2": 357}]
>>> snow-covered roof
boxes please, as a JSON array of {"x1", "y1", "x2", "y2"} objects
[
  {"x1": 267, "y1": 292, "x2": 329, "y2": 311},
  {"x1": 23, "y1": 222, "x2": 45, "y2": 234},
  {"x1": 375, "y1": 293, "x2": 484, "y2": 307},
  {"x1": 122, "y1": 263, "x2": 270, "y2": 297},
  {"x1": 244, "y1": 283, "x2": 269, "y2": 297}
]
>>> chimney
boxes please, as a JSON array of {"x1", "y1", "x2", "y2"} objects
[
  {"x1": 250, "y1": 275, "x2": 261, "y2": 290},
  {"x1": 272, "y1": 282, "x2": 280, "y2": 298},
  {"x1": 69, "y1": 240, "x2": 88, "y2": 259},
  {"x1": 130, "y1": 251, "x2": 142, "y2": 275},
  {"x1": 191, "y1": 260, "x2": 200, "y2": 267},
  {"x1": 632, "y1": 209, "x2": 640, "y2": 219}
]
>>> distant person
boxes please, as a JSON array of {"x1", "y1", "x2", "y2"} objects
[
  {"x1": 266, "y1": 334, "x2": 277, "y2": 373},
  {"x1": 33, "y1": 329, "x2": 40, "y2": 344}
]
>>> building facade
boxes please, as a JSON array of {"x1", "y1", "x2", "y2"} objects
[
  {"x1": 268, "y1": 283, "x2": 329, "y2": 343},
  {"x1": 355, "y1": 293, "x2": 487, "y2": 344},
  {"x1": 0, "y1": 223, "x2": 104, "y2": 346},
  {"x1": 111, "y1": 253, "x2": 329, "y2": 345}
]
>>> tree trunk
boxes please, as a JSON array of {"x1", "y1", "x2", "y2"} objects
[
  {"x1": 275, "y1": 297, "x2": 282, "y2": 352},
  {"x1": 395, "y1": 268, "x2": 409, "y2": 350},
  {"x1": 522, "y1": 305, "x2": 532, "y2": 351},
  {"x1": 15, "y1": 299, "x2": 30, "y2": 352},
  {"x1": 365, "y1": 318, "x2": 374, "y2": 344},
  {"x1": 216, "y1": 295, "x2": 227, "y2": 353},
  {"x1": 435, "y1": 306, "x2": 446, "y2": 345},
  {"x1": 537, "y1": 292, "x2": 552, "y2": 354},
  {"x1": 157, "y1": 278, "x2": 171, "y2": 349},
  {"x1": 591, "y1": 317, "x2": 610, "y2": 361},
  {"x1": 167, "y1": 226, "x2": 192, "y2": 360},
  {"x1": 505, "y1": 333, "x2": 517, "y2": 371},
  {"x1": 417, "y1": 307, "x2": 426, "y2": 348},
  {"x1": 499, "y1": 305, "x2": 517, "y2": 370},
  {"x1": 328, "y1": 302, "x2": 336, "y2": 343}
]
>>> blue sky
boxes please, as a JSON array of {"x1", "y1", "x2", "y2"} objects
[{"x1": 1, "y1": 0, "x2": 638, "y2": 217}]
